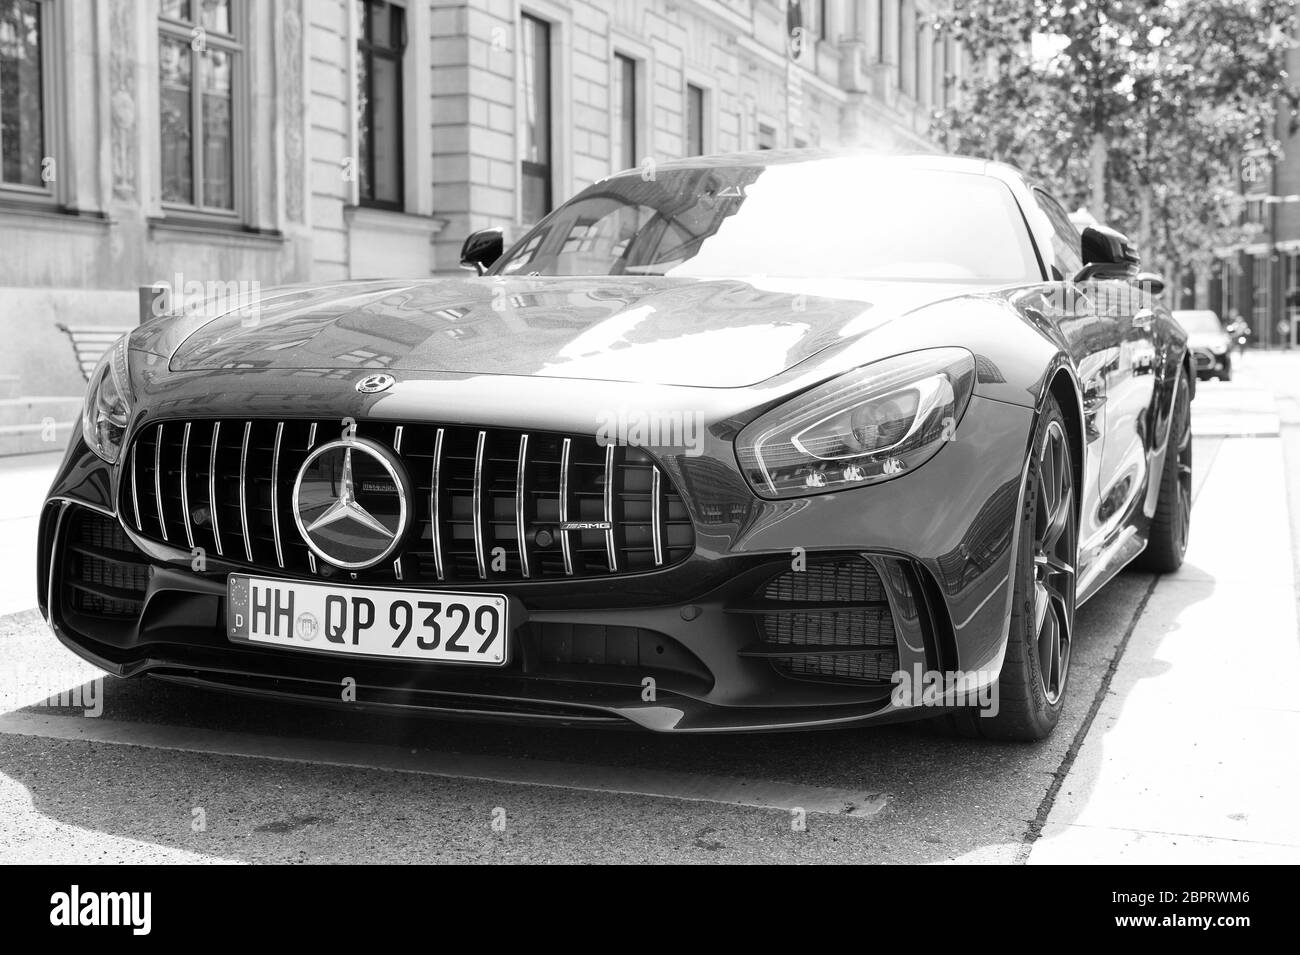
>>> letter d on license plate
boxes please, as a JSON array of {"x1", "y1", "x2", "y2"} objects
[{"x1": 227, "y1": 575, "x2": 509, "y2": 666}]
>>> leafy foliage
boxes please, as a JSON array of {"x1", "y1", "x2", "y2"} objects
[{"x1": 933, "y1": 0, "x2": 1298, "y2": 283}]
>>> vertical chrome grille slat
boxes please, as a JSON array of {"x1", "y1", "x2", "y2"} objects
[
  {"x1": 129, "y1": 442, "x2": 142, "y2": 532},
  {"x1": 559, "y1": 437, "x2": 573, "y2": 576},
  {"x1": 516, "y1": 433, "x2": 530, "y2": 578},
  {"x1": 239, "y1": 421, "x2": 253, "y2": 562},
  {"x1": 154, "y1": 423, "x2": 168, "y2": 542},
  {"x1": 180, "y1": 422, "x2": 195, "y2": 550},
  {"x1": 603, "y1": 443, "x2": 618, "y2": 572},
  {"x1": 472, "y1": 429, "x2": 487, "y2": 579},
  {"x1": 430, "y1": 427, "x2": 445, "y2": 581},
  {"x1": 271, "y1": 421, "x2": 285, "y2": 569},
  {"x1": 307, "y1": 422, "x2": 317, "y2": 449},
  {"x1": 652, "y1": 465, "x2": 664, "y2": 567},
  {"x1": 393, "y1": 425, "x2": 404, "y2": 453},
  {"x1": 208, "y1": 422, "x2": 223, "y2": 556}
]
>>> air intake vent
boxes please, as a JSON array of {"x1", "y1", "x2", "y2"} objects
[
  {"x1": 64, "y1": 509, "x2": 150, "y2": 618},
  {"x1": 741, "y1": 556, "x2": 899, "y2": 684}
]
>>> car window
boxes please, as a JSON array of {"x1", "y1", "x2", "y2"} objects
[
  {"x1": 1032, "y1": 189, "x2": 1084, "y2": 281},
  {"x1": 1173, "y1": 311, "x2": 1225, "y2": 334},
  {"x1": 494, "y1": 160, "x2": 1043, "y2": 284}
]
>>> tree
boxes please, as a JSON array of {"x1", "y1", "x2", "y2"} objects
[{"x1": 933, "y1": 0, "x2": 1298, "y2": 291}]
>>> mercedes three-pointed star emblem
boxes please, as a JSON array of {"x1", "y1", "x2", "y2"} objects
[
  {"x1": 292, "y1": 438, "x2": 410, "y2": 570},
  {"x1": 303, "y1": 447, "x2": 394, "y2": 539}
]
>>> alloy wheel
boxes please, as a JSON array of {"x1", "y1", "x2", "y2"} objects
[{"x1": 1031, "y1": 420, "x2": 1076, "y2": 705}]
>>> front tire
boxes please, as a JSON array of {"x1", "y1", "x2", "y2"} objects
[
  {"x1": 1134, "y1": 371, "x2": 1191, "y2": 572},
  {"x1": 947, "y1": 396, "x2": 1078, "y2": 741}
]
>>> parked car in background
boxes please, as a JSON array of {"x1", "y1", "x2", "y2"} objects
[{"x1": 1173, "y1": 309, "x2": 1233, "y2": 380}]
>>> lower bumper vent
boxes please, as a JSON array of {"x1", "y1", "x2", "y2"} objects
[
  {"x1": 64, "y1": 510, "x2": 150, "y2": 618},
  {"x1": 745, "y1": 557, "x2": 899, "y2": 684}
]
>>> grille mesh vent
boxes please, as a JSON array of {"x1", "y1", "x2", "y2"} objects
[
  {"x1": 757, "y1": 557, "x2": 899, "y2": 684},
  {"x1": 65, "y1": 510, "x2": 150, "y2": 618}
]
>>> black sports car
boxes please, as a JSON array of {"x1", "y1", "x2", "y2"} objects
[{"x1": 41, "y1": 151, "x2": 1192, "y2": 740}]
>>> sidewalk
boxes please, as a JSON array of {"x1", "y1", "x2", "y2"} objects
[
  {"x1": 1028, "y1": 371, "x2": 1300, "y2": 862},
  {"x1": 0, "y1": 451, "x2": 63, "y2": 616}
]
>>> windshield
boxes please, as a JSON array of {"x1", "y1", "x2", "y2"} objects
[
  {"x1": 492, "y1": 159, "x2": 1042, "y2": 284},
  {"x1": 1174, "y1": 311, "x2": 1225, "y2": 335}
]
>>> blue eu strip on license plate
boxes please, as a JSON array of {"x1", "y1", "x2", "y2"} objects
[{"x1": 226, "y1": 574, "x2": 508, "y2": 666}]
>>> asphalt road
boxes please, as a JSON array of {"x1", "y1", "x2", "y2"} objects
[{"x1": 0, "y1": 353, "x2": 1296, "y2": 864}]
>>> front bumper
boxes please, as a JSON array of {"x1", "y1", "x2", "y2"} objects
[{"x1": 40, "y1": 394, "x2": 1034, "y2": 732}]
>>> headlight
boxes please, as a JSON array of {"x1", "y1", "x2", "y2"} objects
[
  {"x1": 81, "y1": 334, "x2": 134, "y2": 463},
  {"x1": 736, "y1": 348, "x2": 976, "y2": 499}
]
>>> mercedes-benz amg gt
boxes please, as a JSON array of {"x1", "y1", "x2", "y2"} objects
[{"x1": 40, "y1": 151, "x2": 1192, "y2": 740}]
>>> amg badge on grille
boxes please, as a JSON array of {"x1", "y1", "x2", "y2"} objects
[{"x1": 559, "y1": 520, "x2": 613, "y2": 531}]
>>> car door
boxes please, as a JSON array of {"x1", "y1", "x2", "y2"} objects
[
  {"x1": 1083, "y1": 243, "x2": 1156, "y2": 539},
  {"x1": 1026, "y1": 189, "x2": 1123, "y2": 556},
  {"x1": 1115, "y1": 271, "x2": 1159, "y2": 512}
]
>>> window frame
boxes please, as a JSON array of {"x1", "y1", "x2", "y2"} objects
[
  {"x1": 157, "y1": 0, "x2": 246, "y2": 220},
  {"x1": 354, "y1": 0, "x2": 407, "y2": 211},
  {"x1": 895, "y1": 0, "x2": 906, "y2": 88},
  {"x1": 611, "y1": 51, "x2": 638, "y2": 173},
  {"x1": 519, "y1": 11, "x2": 554, "y2": 223},
  {"x1": 685, "y1": 82, "x2": 706, "y2": 157},
  {"x1": 0, "y1": 0, "x2": 59, "y2": 203},
  {"x1": 876, "y1": 0, "x2": 886, "y2": 63}
]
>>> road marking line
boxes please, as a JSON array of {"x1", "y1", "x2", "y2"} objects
[{"x1": 0, "y1": 710, "x2": 887, "y2": 818}]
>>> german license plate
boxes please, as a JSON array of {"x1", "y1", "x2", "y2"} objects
[{"x1": 226, "y1": 575, "x2": 508, "y2": 666}]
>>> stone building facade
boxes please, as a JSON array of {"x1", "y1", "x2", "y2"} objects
[{"x1": 0, "y1": 0, "x2": 957, "y2": 432}]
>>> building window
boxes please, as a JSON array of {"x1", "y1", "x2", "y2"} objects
[
  {"x1": 941, "y1": 34, "x2": 952, "y2": 108},
  {"x1": 686, "y1": 83, "x2": 705, "y2": 156},
  {"x1": 915, "y1": 20, "x2": 924, "y2": 101},
  {"x1": 0, "y1": 0, "x2": 46, "y2": 190},
  {"x1": 757, "y1": 123, "x2": 775, "y2": 150},
  {"x1": 159, "y1": 0, "x2": 241, "y2": 212},
  {"x1": 876, "y1": 0, "x2": 886, "y2": 62},
  {"x1": 612, "y1": 53, "x2": 636, "y2": 172},
  {"x1": 1245, "y1": 197, "x2": 1265, "y2": 225},
  {"x1": 521, "y1": 13, "x2": 552, "y2": 223},
  {"x1": 818, "y1": 0, "x2": 828, "y2": 42},
  {"x1": 355, "y1": 0, "x2": 405, "y2": 209},
  {"x1": 931, "y1": 31, "x2": 943, "y2": 109}
]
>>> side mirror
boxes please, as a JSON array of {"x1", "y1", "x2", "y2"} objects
[
  {"x1": 459, "y1": 227, "x2": 503, "y2": 275},
  {"x1": 1135, "y1": 271, "x2": 1165, "y2": 296},
  {"x1": 1074, "y1": 224, "x2": 1140, "y2": 283}
]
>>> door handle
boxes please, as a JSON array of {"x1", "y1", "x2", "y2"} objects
[{"x1": 1133, "y1": 308, "x2": 1155, "y2": 329}]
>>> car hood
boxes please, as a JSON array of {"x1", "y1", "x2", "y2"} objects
[
  {"x1": 1185, "y1": 330, "x2": 1230, "y2": 351},
  {"x1": 164, "y1": 276, "x2": 982, "y2": 388}
]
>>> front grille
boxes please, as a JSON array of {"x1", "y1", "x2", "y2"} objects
[
  {"x1": 752, "y1": 557, "x2": 899, "y2": 684},
  {"x1": 64, "y1": 509, "x2": 150, "y2": 618},
  {"x1": 120, "y1": 418, "x2": 694, "y2": 584}
]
